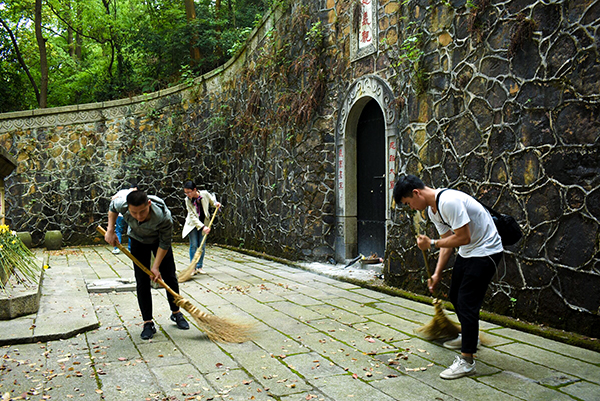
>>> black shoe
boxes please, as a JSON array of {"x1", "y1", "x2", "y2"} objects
[
  {"x1": 170, "y1": 312, "x2": 189, "y2": 330},
  {"x1": 141, "y1": 322, "x2": 156, "y2": 340}
]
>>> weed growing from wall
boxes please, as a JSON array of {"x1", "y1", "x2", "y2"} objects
[
  {"x1": 386, "y1": 4, "x2": 428, "y2": 102},
  {"x1": 216, "y1": 4, "x2": 328, "y2": 158},
  {"x1": 467, "y1": 0, "x2": 491, "y2": 43},
  {"x1": 508, "y1": 14, "x2": 537, "y2": 58}
]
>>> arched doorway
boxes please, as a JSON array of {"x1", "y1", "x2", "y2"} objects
[
  {"x1": 356, "y1": 99, "x2": 385, "y2": 258},
  {"x1": 335, "y1": 75, "x2": 398, "y2": 262}
]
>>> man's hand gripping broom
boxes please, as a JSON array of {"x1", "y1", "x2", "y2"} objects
[{"x1": 415, "y1": 248, "x2": 461, "y2": 341}]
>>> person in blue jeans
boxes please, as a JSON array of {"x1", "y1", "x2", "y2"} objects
[
  {"x1": 111, "y1": 185, "x2": 136, "y2": 254},
  {"x1": 393, "y1": 175, "x2": 503, "y2": 380},
  {"x1": 182, "y1": 181, "x2": 221, "y2": 275}
]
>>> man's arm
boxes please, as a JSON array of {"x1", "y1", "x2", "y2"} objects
[
  {"x1": 417, "y1": 223, "x2": 471, "y2": 250},
  {"x1": 418, "y1": 224, "x2": 471, "y2": 293},
  {"x1": 204, "y1": 193, "x2": 221, "y2": 234},
  {"x1": 206, "y1": 191, "x2": 221, "y2": 209},
  {"x1": 429, "y1": 238, "x2": 453, "y2": 293},
  {"x1": 104, "y1": 211, "x2": 120, "y2": 246},
  {"x1": 150, "y1": 246, "x2": 169, "y2": 282},
  {"x1": 151, "y1": 212, "x2": 174, "y2": 282}
]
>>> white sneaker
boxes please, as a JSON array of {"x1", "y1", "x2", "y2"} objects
[
  {"x1": 440, "y1": 356, "x2": 476, "y2": 379},
  {"x1": 112, "y1": 248, "x2": 120, "y2": 254},
  {"x1": 442, "y1": 334, "x2": 480, "y2": 350}
]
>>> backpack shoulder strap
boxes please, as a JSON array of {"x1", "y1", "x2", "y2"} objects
[
  {"x1": 435, "y1": 189, "x2": 450, "y2": 227},
  {"x1": 477, "y1": 199, "x2": 501, "y2": 218}
]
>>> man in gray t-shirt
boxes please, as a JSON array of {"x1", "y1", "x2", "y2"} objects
[
  {"x1": 104, "y1": 190, "x2": 189, "y2": 340},
  {"x1": 394, "y1": 175, "x2": 503, "y2": 380}
]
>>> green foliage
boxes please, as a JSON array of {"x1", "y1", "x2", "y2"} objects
[
  {"x1": 0, "y1": 225, "x2": 40, "y2": 292},
  {"x1": 227, "y1": 26, "x2": 254, "y2": 57},
  {"x1": 0, "y1": 0, "x2": 271, "y2": 112},
  {"x1": 305, "y1": 21, "x2": 324, "y2": 48},
  {"x1": 220, "y1": 3, "x2": 327, "y2": 157},
  {"x1": 386, "y1": 17, "x2": 428, "y2": 95}
]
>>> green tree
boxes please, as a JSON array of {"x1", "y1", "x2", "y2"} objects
[{"x1": 0, "y1": 0, "x2": 271, "y2": 112}]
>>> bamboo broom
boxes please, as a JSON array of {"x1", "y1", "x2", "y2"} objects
[
  {"x1": 97, "y1": 226, "x2": 252, "y2": 343},
  {"x1": 415, "y1": 248, "x2": 461, "y2": 340},
  {"x1": 178, "y1": 205, "x2": 221, "y2": 283}
]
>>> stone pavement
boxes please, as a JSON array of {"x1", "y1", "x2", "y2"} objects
[{"x1": 1, "y1": 245, "x2": 599, "y2": 401}]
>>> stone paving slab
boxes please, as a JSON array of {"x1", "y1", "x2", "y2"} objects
[
  {"x1": 0, "y1": 252, "x2": 99, "y2": 346},
  {"x1": 1, "y1": 244, "x2": 599, "y2": 401},
  {"x1": 86, "y1": 278, "x2": 136, "y2": 293}
]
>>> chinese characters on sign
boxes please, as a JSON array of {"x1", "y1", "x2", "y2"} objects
[
  {"x1": 388, "y1": 139, "x2": 397, "y2": 190},
  {"x1": 359, "y1": 0, "x2": 373, "y2": 49},
  {"x1": 337, "y1": 147, "x2": 344, "y2": 205}
]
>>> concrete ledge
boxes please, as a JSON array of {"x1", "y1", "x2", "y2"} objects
[
  {"x1": 0, "y1": 255, "x2": 99, "y2": 346},
  {"x1": 0, "y1": 269, "x2": 43, "y2": 320}
]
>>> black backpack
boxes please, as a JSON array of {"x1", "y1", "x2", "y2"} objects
[{"x1": 436, "y1": 189, "x2": 522, "y2": 247}]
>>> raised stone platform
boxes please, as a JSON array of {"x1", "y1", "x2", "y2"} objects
[
  {"x1": 0, "y1": 252, "x2": 99, "y2": 346},
  {"x1": 0, "y1": 269, "x2": 43, "y2": 320}
]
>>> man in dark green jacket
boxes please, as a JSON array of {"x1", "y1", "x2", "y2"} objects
[{"x1": 104, "y1": 190, "x2": 189, "y2": 339}]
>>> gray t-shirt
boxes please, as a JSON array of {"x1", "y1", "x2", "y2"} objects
[
  {"x1": 428, "y1": 189, "x2": 503, "y2": 258},
  {"x1": 109, "y1": 195, "x2": 173, "y2": 250}
]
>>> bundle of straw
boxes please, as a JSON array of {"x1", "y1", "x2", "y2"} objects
[
  {"x1": 178, "y1": 205, "x2": 221, "y2": 283},
  {"x1": 416, "y1": 299, "x2": 460, "y2": 340},
  {"x1": 97, "y1": 226, "x2": 253, "y2": 343},
  {"x1": 415, "y1": 249, "x2": 461, "y2": 340},
  {"x1": 0, "y1": 225, "x2": 40, "y2": 291}
]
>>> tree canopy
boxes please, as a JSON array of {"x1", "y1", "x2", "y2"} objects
[{"x1": 0, "y1": 0, "x2": 270, "y2": 112}]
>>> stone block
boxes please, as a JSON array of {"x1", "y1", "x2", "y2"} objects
[{"x1": 0, "y1": 269, "x2": 43, "y2": 320}]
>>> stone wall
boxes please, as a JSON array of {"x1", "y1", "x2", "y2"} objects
[
  {"x1": 0, "y1": 0, "x2": 598, "y2": 336},
  {"x1": 368, "y1": 0, "x2": 600, "y2": 337}
]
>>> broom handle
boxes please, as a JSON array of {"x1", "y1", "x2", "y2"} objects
[
  {"x1": 421, "y1": 246, "x2": 447, "y2": 300},
  {"x1": 198, "y1": 204, "x2": 221, "y2": 254},
  {"x1": 421, "y1": 249, "x2": 432, "y2": 279},
  {"x1": 97, "y1": 226, "x2": 179, "y2": 299},
  {"x1": 189, "y1": 204, "x2": 221, "y2": 266},
  {"x1": 421, "y1": 247, "x2": 442, "y2": 298}
]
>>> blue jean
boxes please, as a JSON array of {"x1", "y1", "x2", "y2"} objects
[
  {"x1": 189, "y1": 228, "x2": 206, "y2": 269},
  {"x1": 115, "y1": 215, "x2": 131, "y2": 250}
]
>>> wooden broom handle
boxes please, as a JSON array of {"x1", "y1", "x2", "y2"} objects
[
  {"x1": 421, "y1": 247, "x2": 441, "y2": 298},
  {"x1": 188, "y1": 204, "x2": 221, "y2": 267},
  {"x1": 96, "y1": 226, "x2": 179, "y2": 299},
  {"x1": 199, "y1": 204, "x2": 221, "y2": 249},
  {"x1": 421, "y1": 249, "x2": 432, "y2": 280}
]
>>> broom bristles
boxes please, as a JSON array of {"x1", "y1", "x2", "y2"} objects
[
  {"x1": 179, "y1": 206, "x2": 220, "y2": 283},
  {"x1": 178, "y1": 245, "x2": 203, "y2": 282},
  {"x1": 415, "y1": 299, "x2": 461, "y2": 340},
  {"x1": 178, "y1": 263, "x2": 195, "y2": 282},
  {"x1": 175, "y1": 296, "x2": 255, "y2": 343}
]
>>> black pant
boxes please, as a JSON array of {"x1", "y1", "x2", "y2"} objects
[
  {"x1": 450, "y1": 252, "x2": 503, "y2": 354},
  {"x1": 130, "y1": 238, "x2": 180, "y2": 322}
]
